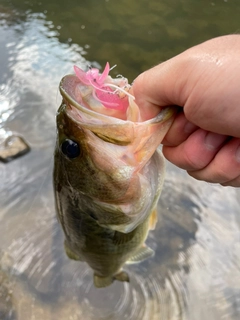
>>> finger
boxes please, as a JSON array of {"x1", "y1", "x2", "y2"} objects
[
  {"x1": 162, "y1": 112, "x2": 198, "y2": 146},
  {"x1": 162, "y1": 129, "x2": 228, "y2": 171},
  {"x1": 221, "y1": 175, "x2": 240, "y2": 187},
  {"x1": 132, "y1": 60, "x2": 188, "y2": 119},
  {"x1": 187, "y1": 138, "x2": 240, "y2": 185}
]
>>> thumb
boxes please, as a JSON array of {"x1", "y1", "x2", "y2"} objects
[
  {"x1": 132, "y1": 35, "x2": 240, "y2": 138},
  {"x1": 132, "y1": 57, "x2": 189, "y2": 121}
]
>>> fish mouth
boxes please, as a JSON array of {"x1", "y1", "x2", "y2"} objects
[
  {"x1": 59, "y1": 74, "x2": 177, "y2": 126},
  {"x1": 59, "y1": 75, "x2": 178, "y2": 168},
  {"x1": 59, "y1": 74, "x2": 177, "y2": 149}
]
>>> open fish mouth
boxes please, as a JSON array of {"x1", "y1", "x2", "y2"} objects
[{"x1": 59, "y1": 62, "x2": 177, "y2": 124}]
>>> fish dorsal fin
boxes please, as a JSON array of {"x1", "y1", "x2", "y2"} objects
[{"x1": 126, "y1": 245, "x2": 154, "y2": 264}]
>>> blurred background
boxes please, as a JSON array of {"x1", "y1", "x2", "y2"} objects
[{"x1": 0, "y1": 0, "x2": 240, "y2": 319}]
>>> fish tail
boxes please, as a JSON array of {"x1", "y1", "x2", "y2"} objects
[{"x1": 94, "y1": 270, "x2": 129, "y2": 288}]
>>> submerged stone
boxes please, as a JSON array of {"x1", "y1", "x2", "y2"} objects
[{"x1": 0, "y1": 135, "x2": 30, "y2": 163}]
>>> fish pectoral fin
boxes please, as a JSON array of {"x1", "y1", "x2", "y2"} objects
[
  {"x1": 149, "y1": 207, "x2": 158, "y2": 230},
  {"x1": 113, "y1": 230, "x2": 134, "y2": 245},
  {"x1": 94, "y1": 271, "x2": 129, "y2": 288},
  {"x1": 64, "y1": 240, "x2": 84, "y2": 261},
  {"x1": 126, "y1": 245, "x2": 154, "y2": 264}
]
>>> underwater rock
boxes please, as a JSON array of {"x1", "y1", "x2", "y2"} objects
[{"x1": 0, "y1": 135, "x2": 30, "y2": 163}]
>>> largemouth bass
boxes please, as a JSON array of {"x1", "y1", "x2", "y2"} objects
[{"x1": 54, "y1": 63, "x2": 176, "y2": 287}]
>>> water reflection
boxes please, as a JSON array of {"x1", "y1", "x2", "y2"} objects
[
  {"x1": 2, "y1": 163, "x2": 239, "y2": 320},
  {"x1": 0, "y1": 0, "x2": 240, "y2": 319}
]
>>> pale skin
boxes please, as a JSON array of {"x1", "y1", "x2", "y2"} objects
[{"x1": 132, "y1": 35, "x2": 240, "y2": 187}]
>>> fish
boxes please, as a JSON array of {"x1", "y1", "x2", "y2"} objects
[{"x1": 54, "y1": 62, "x2": 176, "y2": 288}]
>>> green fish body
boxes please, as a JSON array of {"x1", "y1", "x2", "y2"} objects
[{"x1": 54, "y1": 65, "x2": 176, "y2": 287}]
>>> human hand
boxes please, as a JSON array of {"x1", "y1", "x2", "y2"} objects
[{"x1": 132, "y1": 35, "x2": 240, "y2": 187}]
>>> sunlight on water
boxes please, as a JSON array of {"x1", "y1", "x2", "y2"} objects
[{"x1": 0, "y1": 0, "x2": 240, "y2": 319}]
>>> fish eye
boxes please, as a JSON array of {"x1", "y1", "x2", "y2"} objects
[{"x1": 61, "y1": 139, "x2": 80, "y2": 159}]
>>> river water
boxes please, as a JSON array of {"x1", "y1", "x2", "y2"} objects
[{"x1": 0, "y1": 0, "x2": 240, "y2": 319}]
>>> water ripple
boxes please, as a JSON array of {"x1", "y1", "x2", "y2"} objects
[{"x1": 1, "y1": 2, "x2": 240, "y2": 319}]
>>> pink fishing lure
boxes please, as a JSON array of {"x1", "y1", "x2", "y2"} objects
[{"x1": 73, "y1": 63, "x2": 129, "y2": 111}]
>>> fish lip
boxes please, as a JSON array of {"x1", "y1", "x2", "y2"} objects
[{"x1": 59, "y1": 74, "x2": 178, "y2": 125}]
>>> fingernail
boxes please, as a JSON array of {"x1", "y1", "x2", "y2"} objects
[
  {"x1": 236, "y1": 145, "x2": 240, "y2": 163},
  {"x1": 184, "y1": 121, "x2": 197, "y2": 134},
  {"x1": 204, "y1": 132, "x2": 226, "y2": 151}
]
